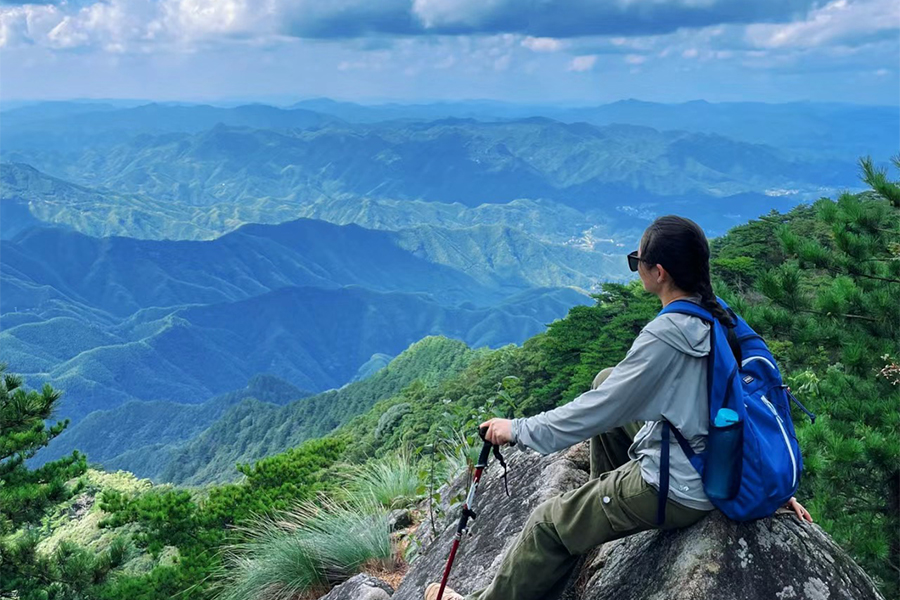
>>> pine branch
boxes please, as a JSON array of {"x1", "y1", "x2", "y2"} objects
[
  {"x1": 795, "y1": 308, "x2": 879, "y2": 323},
  {"x1": 806, "y1": 260, "x2": 900, "y2": 285},
  {"x1": 839, "y1": 505, "x2": 892, "y2": 515},
  {"x1": 843, "y1": 271, "x2": 900, "y2": 285}
]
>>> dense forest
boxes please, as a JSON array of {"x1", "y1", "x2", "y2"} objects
[{"x1": 2, "y1": 158, "x2": 897, "y2": 599}]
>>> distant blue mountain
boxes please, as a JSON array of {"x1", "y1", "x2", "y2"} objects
[
  {"x1": 2, "y1": 116, "x2": 855, "y2": 212},
  {"x1": 0, "y1": 218, "x2": 595, "y2": 423},
  {"x1": 36, "y1": 374, "x2": 308, "y2": 473},
  {"x1": 290, "y1": 98, "x2": 898, "y2": 161},
  {"x1": 1, "y1": 102, "x2": 339, "y2": 152}
]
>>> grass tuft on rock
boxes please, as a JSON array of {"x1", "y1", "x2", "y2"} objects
[{"x1": 214, "y1": 496, "x2": 394, "y2": 600}]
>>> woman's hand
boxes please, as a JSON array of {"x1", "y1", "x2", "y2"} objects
[
  {"x1": 785, "y1": 497, "x2": 813, "y2": 523},
  {"x1": 480, "y1": 418, "x2": 513, "y2": 445}
]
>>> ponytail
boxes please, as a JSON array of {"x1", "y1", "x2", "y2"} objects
[{"x1": 696, "y1": 279, "x2": 732, "y2": 327}]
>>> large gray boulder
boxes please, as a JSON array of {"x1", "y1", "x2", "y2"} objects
[
  {"x1": 579, "y1": 510, "x2": 884, "y2": 600},
  {"x1": 392, "y1": 442, "x2": 885, "y2": 600}
]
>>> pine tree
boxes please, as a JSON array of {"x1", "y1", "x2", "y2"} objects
[
  {"x1": 0, "y1": 365, "x2": 87, "y2": 534},
  {"x1": 0, "y1": 365, "x2": 112, "y2": 600},
  {"x1": 744, "y1": 157, "x2": 900, "y2": 595}
]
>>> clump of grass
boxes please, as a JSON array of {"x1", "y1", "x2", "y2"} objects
[
  {"x1": 441, "y1": 432, "x2": 479, "y2": 483},
  {"x1": 214, "y1": 497, "x2": 393, "y2": 600},
  {"x1": 344, "y1": 451, "x2": 422, "y2": 509}
]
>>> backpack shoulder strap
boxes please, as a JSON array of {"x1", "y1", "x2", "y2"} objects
[
  {"x1": 660, "y1": 298, "x2": 743, "y2": 365},
  {"x1": 658, "y1": 299, "x2": 714, "y2": 322}
]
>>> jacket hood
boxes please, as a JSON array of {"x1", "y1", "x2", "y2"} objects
[{"x1": 642, "y1": 295, "x2": 711, "y2": 357}]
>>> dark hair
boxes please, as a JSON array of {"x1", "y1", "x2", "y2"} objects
[{"x1": 639, "y1": 215, "x2": 731, "y2": 326}]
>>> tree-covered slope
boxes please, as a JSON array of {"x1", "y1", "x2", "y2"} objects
[
  {"x1": 329, "y1": 169, "x2": 900, "y2": 593},
  {"x1": 35, "y1": 375, "x2": 309, "y2": 474},
  {"x1": 0, "y1": 162, "x2": 307, "y2": 241},
  {"x1": 158, "y1": 336, "x2": 484, "y2": 485}
]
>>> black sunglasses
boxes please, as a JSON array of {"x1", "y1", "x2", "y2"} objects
[{"x1": 627, "y1": 250, "x2": 650, "y2": 272}]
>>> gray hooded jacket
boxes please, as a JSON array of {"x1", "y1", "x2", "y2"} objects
[{"x1": 512, "y1": 295, "x2": 714, "y2": 510}]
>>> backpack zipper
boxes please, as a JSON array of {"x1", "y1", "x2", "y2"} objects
[
  {"x1": 741, "y1": 355, "x2": 777, "y2": 371},
  {"x1": 761, "y1": 394, "x2": 797, "y2": 488}
]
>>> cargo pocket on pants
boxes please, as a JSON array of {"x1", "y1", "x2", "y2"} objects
[
  {"x1": 597, "y1": 470, "x2": 636, "y2": 533},
  {"x1": 598, "y1": 464, "x2": 657, "y2": 533},
  {"x1": 599, "y1": 494, "x2": 636, "y2": 532}
]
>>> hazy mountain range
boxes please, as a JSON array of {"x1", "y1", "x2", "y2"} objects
[
  {"x1": 2, "y1": 217, "x2": 602, "y2": 426},
  {"x1": 3, "y1": 112, "x2": 852, "y2": 211},
  {"x1": 2, "y1": 98, "x2": 894, "y2": 482}
]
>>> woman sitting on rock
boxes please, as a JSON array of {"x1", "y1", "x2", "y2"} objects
[{"x1": 426, "y1": 215, "x2": 812, "y2": 600}]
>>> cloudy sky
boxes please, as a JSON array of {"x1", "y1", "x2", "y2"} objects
[{"x1": 1, "y1": 0, "x2": 898, "y2": 105}]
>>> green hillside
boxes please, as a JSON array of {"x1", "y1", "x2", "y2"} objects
[
  {"x1": 1, "y1": 162, "x2": 306, "y2": 241},
  {"x1": 2, "y1": 163, "x2": 644, "y2": 251},
  {"x1": 36, "y1": 375, "x2": 309, "y2": 475},
  {"x1": 159, "y1": 336, "x2": 484, "y2": 485}
]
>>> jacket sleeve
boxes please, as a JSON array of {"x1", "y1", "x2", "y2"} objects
[{"x1": 512, "y1": 328, "x2": 685, "y2": 456}]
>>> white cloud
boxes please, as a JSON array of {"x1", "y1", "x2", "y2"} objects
[
  {"x1": 161, "y1": 0, "x2": 259, "y2": 37},
  {"x1": 521, "y1": 36, "x2": 562, "y2": 52},
  {"x1": 2, "y1": 0, "x2": 898, "y2": 107},
  {"x1": 745, "y1": 0, "x2": 899, "y2": 49},
  {"x1": 568, "y1": 54, "x2": 597, "y2": 71},
  {"x1": 0, "y1": 4, "x2": 62, "y2": 48},
  {"x1": 3, "y1": 0, "x2": 894, "y2": 58}
]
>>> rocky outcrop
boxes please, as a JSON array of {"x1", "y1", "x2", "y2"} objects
[
  {"x1": 388, "y1": 441, "x2": 885, "y2": 600},
  {"x1": 392, "y1": 443, "x2": 589, "y2": 600},
  {"x1": 579, "y1": 510, "x2": 884, "y2": 600},
  {"x1": 319, "y1": 574, "x2": 394, "y2": 600}
]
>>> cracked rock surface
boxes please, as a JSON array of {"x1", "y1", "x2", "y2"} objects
[{"x1": 579, "y1": 510, "x2": 884, "y2": 600}]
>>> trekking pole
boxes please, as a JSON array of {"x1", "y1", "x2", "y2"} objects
[{"x1": 435, "y1": 426, "x2": 511, "y2": 600}]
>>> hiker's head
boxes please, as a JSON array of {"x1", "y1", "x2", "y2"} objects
[{"x1": 637, "y1": 215, "x2": 730, "y2": 324}]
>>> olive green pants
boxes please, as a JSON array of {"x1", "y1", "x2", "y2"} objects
[{"x1": 464, "y1": 368, "x2": 709, "y2": 600}]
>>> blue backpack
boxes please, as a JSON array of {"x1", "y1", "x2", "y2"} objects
[{"x1": 656, "y1": 297, "x2": 816, "y2": 522}]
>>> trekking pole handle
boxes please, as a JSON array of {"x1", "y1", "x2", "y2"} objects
[{"x1": 477, "y1": 426, "x2": 493, "y2": 466}]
